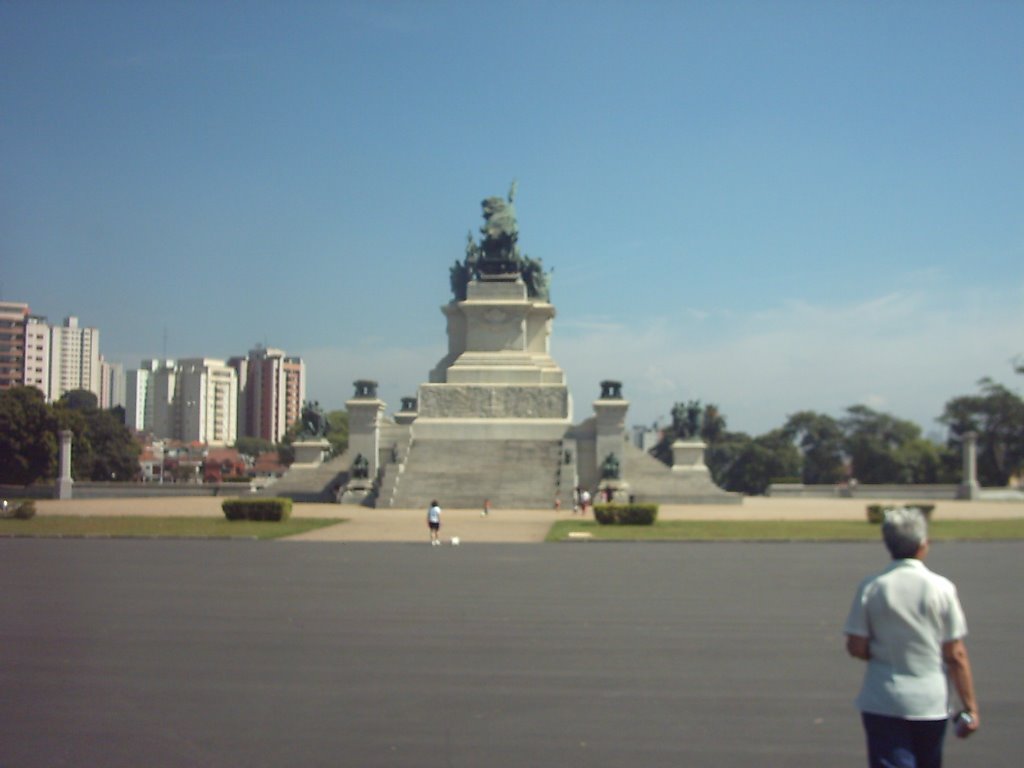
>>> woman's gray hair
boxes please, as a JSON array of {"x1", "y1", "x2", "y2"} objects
[{"x1": 882, "y1": 507, "x2": 928, "y2": 559}]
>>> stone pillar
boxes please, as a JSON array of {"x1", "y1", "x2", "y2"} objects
[
  {"x1": 346, "y1": 380, "x2": 386, "y2": 478},
  {"x1": 593, "y1": 380, "x2": 628, "y2": 493},
  {"x1": 55, "y1": 429, "x2": 74, "y2": 500},
  {"x1": 394, "y1": 396, "x2": 418, "y2": 426},
  {"x1": 956, "y1": 431, "x2": 980, "y2": 500}
]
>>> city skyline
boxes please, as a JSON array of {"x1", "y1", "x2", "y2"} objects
[{"x1": 3, "y1": 3, "x2": 1022, "y2": 436}]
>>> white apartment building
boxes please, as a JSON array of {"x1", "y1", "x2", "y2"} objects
[
  {"x1": 48, "y1": 316, "x2": 101, "y2": 402},
  {"x1": 23, "y1": 315, "x2": 51, "y2": 398},
  {"x1": 125, "y1": 367, "x2": 149, "y2": 431},
  {"x1": 99, "y1": 357, "x2": 125, "y2": 410},
  {"x1": 125, "y1": 359, "x2": 174, "y2": 432},
  {"x1": 177, "y1": 358, "x2": 238, "y2": 446},
  {"x1": 126, "y1": 358, "x2": 237, "y2": 445}
]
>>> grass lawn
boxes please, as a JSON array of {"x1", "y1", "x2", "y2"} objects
[
  {"x1": 0, "y1": 516, "x2": 347, "y2": 540},
  {"x1": 546, "y1": 519, "x2": 1024, "y2": 542}
]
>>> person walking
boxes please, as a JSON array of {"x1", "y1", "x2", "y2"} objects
[
  {"x1": 427, "y1": 500, "x2": 442, "y2": 546},
  {"x1": 844, "y1": 507, "x2": 979, "y2": 767},
  {"x1": 481, "y1": 498, "x2": 491, "y2": 517}
]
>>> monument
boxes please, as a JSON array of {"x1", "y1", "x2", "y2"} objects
[
  {"x1": 290, "y1": 401, "x2": 331, "y2": 467},
  {"x1": 337, "y1": 185, "x2": 739, "y2": 508}
]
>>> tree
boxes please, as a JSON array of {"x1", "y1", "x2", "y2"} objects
[
  {"x1": 0, "y1": 387, "x2": 58, "y2": 485},
  {"x1": 59, "y1": 389, "x2": 99, "y2": 411},
  {"x1": 704, "y1": 429, "x2": 802, "y2": 495},
  {"x1": 235, "y1": 436, "x2": 276, "y2": 458},
  {"x1": 841, "y1": 405, "x2": 927, "y2": 484},
  {"x1": 83, "y1": 409, "x2": 141, "y2": 481},
  {"x1": 782, "y1": 411, "x2": 845, "y2": 484},
  {"x1": 53, "y1": 393, "x2": 141, "y2": 481},
  {"x1": 325, "y1": 410, "x2": 349, "y2": 458},
  {"x1": 940, "y1": 377, "x2": 1024, "y2": 487}
]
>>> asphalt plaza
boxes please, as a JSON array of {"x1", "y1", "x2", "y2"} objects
[{"x1": 1, "y1": 539, "x2": 1021, "y2": 767}]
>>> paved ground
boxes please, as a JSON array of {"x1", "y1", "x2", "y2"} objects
[
  {"x1": 1, "y1": 538, "x2": 1020, "y2": 767},
  {"x1": 30, "y1": 496, "x2": 1024, "y2": 543}
]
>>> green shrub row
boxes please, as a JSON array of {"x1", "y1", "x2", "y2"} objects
[
  {"x1": 593, "y1": 503, "x2": 658, "y2": 526},
  {"x1": 0, "y1": 499, "x2": 36, "y2": 520},
  {"x1": 866, "y1": 504, "x2": 935, "y2": 524},
  {"x1": 222, "y1": 497, "x2": 293, "y2": 522}
]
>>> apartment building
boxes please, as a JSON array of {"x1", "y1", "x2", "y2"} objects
[
  {"x1": 177, "y1": 358, "x2": 238, "y2": 446},
  {"x1": 231, "y1": 346, "x2": 305, "y2": 443},
  {"x1": 23, "y1": 315, "x2": 51, "y2": 397},
  {"x1": 99, "y1": 357, "x2": 125, "y2": 410},
  {"x1": 48, "y1": 316, "x2": 101, "y2": 402}
]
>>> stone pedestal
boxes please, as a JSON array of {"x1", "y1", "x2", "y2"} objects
[
  {"x1": 292, "y1": 439, "x2": 330, "y2": 468},
  {"x1": 956, "y1": 431, "x2": 980, "y2": 500},
  {"x1": 415, "y1": 278, "x2": 572, "y2": 440},
  {"x1": 339, "y1": 480, "x2": 374, "y2": 505},
  {"x1": 55, "y1": 429, "x2": 74, "y2": 500},
  {"x1": 671, "y1": 439, "x2": 710, "y2": 475}
]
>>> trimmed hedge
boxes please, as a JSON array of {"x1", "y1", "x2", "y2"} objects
[
  {"x1": 593, "y1": 503, "x2": 658, "y2": 526},
  {"x1": 222, "y1": 497, "x2": 293, "y2": 522},
  {"x1": 866, "y1": 504, "x2": 935, "y2": 524},
  {"x1": 0, "y1": 500, "x2": 36, "y2": 520}
]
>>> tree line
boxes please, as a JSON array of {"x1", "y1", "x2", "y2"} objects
[
  {"x1": 0, "y1": 387, "x2": 140, "y2": 484},
  {"x1": 2, "y1": 366, "x2": 1020, "y2": 494},
  {"x1": 650, "y1": 365, "x2": 1024, "y2": 495}
]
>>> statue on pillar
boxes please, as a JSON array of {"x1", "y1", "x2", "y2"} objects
[
  {"x1": 672, "y1": 400, "x2": 704, "y2": 440},
  {"x1": 448, "y1": 182, "x2": 552, "y2": 300},
  {"x1": 351, "y1": 453, "x2": 370, "y2": 479},
  {"x1": 600, "y1": 452, "x2": 621, "y2": 480},
  {"x1": 297, "y1": 401, "x2": 328, "y2": 439}
]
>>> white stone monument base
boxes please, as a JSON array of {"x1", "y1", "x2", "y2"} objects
[
  {"x1": 292, "y1": 439, "x2": 330, "y2": 468},
  {"x1": 339, "y1": 480, "x2": 374, "y2": 505},
  {"x1": 411, "y1": 417, "x2": 572, "y2": 441},
  {"x1": 671, "y1": 439, "x2": 710, "y2": 475},
  {"x1": 55, "y1": 478, "x2": 74, "y2": 501},
  {"x1": 956, "y1": 482, "x2": 980, "y2": 500}
]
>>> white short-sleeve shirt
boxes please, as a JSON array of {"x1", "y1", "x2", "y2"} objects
[{"x1": 844, "y1": 558, "x2": 967, "y2": 719}]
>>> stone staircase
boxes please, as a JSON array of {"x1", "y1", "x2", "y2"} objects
[
  {"x1": 258, "y1": 451, "x2": 350, "y2": 503},
  {"x1": 622, "y1": 442, "x2": 741, "y2": 504},
  {"x1": 386, "y1": 439, "x2": 563, "y2": 509}
]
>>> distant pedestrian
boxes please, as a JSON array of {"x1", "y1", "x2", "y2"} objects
[
  {"x1": 482, "y1": 498, "x2": 491, "y2": 517},
  {"x1": 844, "y1": 507, "x2": 979, "y2": 767},
  {"x1": 580, "y1": 489, "x2": 591, "y2": 517},
  {"x1": 572, "y1": 486, "x2": 580, "y2": 516},
  {"x1": 427, "y1": 500, "x2": 442, "y2": 545}
]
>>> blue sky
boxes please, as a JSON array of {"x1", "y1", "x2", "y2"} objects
[{"x1": 3, "y1": 1, "x2": 1022, "y2": 436}]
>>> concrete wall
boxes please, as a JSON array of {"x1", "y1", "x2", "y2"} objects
[
  {"x1": 767, "y1": 483, "x2": 960, "y2": 500},
  {"x1": 0, "y1": 482, "x2": 246, "y2": 500}
]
